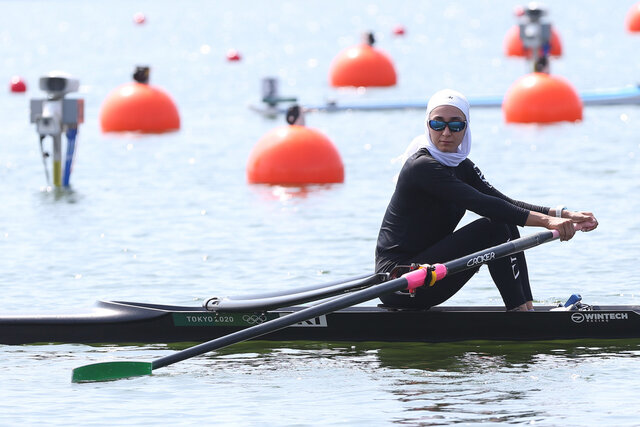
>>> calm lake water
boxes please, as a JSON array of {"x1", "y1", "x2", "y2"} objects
[{"x1": 2, "y1": 0, "x2": 640, "y2": 425}]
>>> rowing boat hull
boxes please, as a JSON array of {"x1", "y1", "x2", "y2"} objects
[{"x1": 2, "y1": 301, "x2": 640, "y2": 345}]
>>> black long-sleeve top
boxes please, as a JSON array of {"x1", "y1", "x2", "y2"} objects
[{"x1": 375, "y1": 148, "x2": 550, "y2": 272}]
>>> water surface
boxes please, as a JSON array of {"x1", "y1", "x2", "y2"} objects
[{"x1": 1, "y1": 0, "x2": 640, "y2": 425}]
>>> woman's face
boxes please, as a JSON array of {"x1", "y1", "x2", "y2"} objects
[{"x1": 428, "y1": 105, "x2": 467, "y2": 153}]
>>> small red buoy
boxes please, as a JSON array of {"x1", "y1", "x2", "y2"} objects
[
  {"x1": 503, "y1": 25, "x2": 563, "y2": 57},
  {"x1": 133, "y1": 12, "x2": 146, "y2": 24},
  {"x1": 100, "y1": 67, "x2": 179, "y2": 133},
  {"x1": 247, "y1": 125, "x2": 344, "y2": 185},
  {"x1": 392, "y1": 25, "x2": 406, "y2": 36},
  {"x1": 625, "y1": 2, "x2": 640, "y2": 32},
  {"x1": 9, "y1": 76, "x2": 27, "y2": 93},
  {"x1": 502, "y1": 72, "x2": 582, "y2": 123},
  {"x1": 226, "y1": 49, "x2": 241, "y2": 62},
  {"x1": 329, "y1": 33, "x2": 397, "y2": 87}
]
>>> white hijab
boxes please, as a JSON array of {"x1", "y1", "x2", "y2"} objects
[{"x1": 399, "y1": 89, "x2": 471, "y2": 167}]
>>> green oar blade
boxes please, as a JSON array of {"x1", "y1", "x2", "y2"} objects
[{"x1": 71, "y1": 361, "x2": 152, "y2": 383}]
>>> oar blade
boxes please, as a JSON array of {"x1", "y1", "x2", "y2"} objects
[{"x1": 71, "y1": 361, "x2": 152, "y2": 383}]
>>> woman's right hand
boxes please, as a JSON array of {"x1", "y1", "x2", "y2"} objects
[{"x1": 545, "y1": 216, "x2": 576, "y2": 241}]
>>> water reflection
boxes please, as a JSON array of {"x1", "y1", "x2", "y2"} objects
[
  {"x1": 154, "y1": 338, "x2": 640, "y2": 373},
  {"x1": 37, "y1": 186, "x2": 81, "y2": 204},
  {"x1": 248, "y1": 183, "x2": 341, "y2": 202},
  {"x1": 373, "y1": 340, "x2": 640, "y2": 425},
  {"x1": 63, "y1": 339, "x2": 640, "y2": 424},
  {"x1": 373, "y1": 339, "x2": 640, "y2": 372}
]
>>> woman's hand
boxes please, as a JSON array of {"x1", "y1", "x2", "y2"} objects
[
  {"x1": 526, "y1": 210, "x2": 598, "y2": 241},
  {"x1": 545, "y1": 216, "x2": 576, "y2": 241},
  {"x1": 562, "y1": 210, "x2": 598, "y2": 232}
]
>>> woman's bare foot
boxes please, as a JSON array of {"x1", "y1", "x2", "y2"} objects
[{"x1": 509, "y1": 303, "x2": 529, "y2": 312}]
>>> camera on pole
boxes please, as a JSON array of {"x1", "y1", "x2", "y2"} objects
[
  {"x1": 29, "y1": 72, "x2": 84, "y2": 188},
  {"x1": 518, "y1": 2, "x2": 552, "y2": 73}
]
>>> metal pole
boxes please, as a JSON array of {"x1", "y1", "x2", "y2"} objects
[{"x1": 52, "y1": 133, "x2": 62, "y2": 187}]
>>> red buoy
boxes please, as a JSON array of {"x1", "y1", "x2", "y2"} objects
[
  {"x1": 503, "y1": 73, "x2": 582, "y2": 123},
  {"x1": 329, "y1": 33, "x2": 396, "y2": 87},
  {"x1": 247, "y1": 125, "x2": 344, "y2": 185},
  {"x1": 503, "y1": 25, "x2": 563, "y2": 57},
  {"x1": 392, "y1": 25, "x2": 406, "y2": 36},
  {"x1": 226, "y1": 49, "x2": 241, "y2": 62},
  {"x1": 100, "y1": 79, "x2": 180, "y2": 133},
  {"x1": 626, "y1": 2, "x2": 640, "y2": 32},
  {"x1": 9, "y1": 76, "x2": 27, "y2": 93},
  {"x1": 133, "y1": 12, "x2": 146, "y2": 24}
]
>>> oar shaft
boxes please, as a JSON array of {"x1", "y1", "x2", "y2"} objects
[
  {"x1": 225, "y1": 272, "x2": 382, "y2": 301},
  {"x1": 432, "y1": 229, "x2": 559, "y2": 281},
  {"x1": 152, "y1": 270, "x2": 426, "y2": 370},
  {"x1": 206, "y1": 273, "x2": 388, "y2": 312}
]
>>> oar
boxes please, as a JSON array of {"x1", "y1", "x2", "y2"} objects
[
  {"x1": 71, "y1": 269, "x2": 429, "y2": 383},
  {"x1": 204, "y1": 273, "x2": 388, "y2": 312},
  {"x1": 71, "y1": 227, "x2": 572, "y2": 383},
  {"x1": 222, "y1": 272, "x2": 384, "y2": 300},
  {"x1": 429, "y1": 228, "x2": 560, "y2": 283},
  {"x1": 428, "y1": 222, "x2": 594, "y2": 283}
]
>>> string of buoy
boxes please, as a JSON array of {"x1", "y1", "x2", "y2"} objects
[
  {"x1": 100, "y1": 66, "x2": 180, "y2": 133},
  {"x1": 247, "y1": 106, "x2": 344, "y2": 185}
]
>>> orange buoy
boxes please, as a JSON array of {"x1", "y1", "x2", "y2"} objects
[
  {"x1": 503, "y1": 25, "x2": 563, "y2": 57},
  {"x1": 9, "y1": 76, "x2": 26, "y2": 93},
  {"x1": 626, "y1": 2, "x2": 640, "y2": 32},
  {"x1": 100, "y1": 66, "x2": 180, "y2": 133},
  {"x1": 329, "y1": 32, "x2": 397, "y2": 87},
  {"x1": 247, "y1": 125, "x2": 344, "y2": 185},
  {"x1": 503, "y1": 72, "x2": 582, "y2": 123}
]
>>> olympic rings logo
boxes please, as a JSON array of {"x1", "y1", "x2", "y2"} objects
[{"x1": 242, "y1": 314, "x2": 267, "y2": 325}]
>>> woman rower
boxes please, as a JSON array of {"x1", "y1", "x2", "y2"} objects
[{"x1": 374, "y1": 89, "x2": 598, "y2": 311}]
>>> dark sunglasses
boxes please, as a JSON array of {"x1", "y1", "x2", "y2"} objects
[{"x1": 428, "y1": 119, "x2": 467, "y2": 132}]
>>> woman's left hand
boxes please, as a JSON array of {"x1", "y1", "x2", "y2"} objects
[{"x1": 564, "y1": 210, "x2": 598, "y2": 232}]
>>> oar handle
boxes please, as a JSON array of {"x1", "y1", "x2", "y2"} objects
[
  {"x1": 434, "y1": 230, "x2": 557, "y2": 281},
  {"x1": 428, "y1": 221, "x2": 595, "y2": 284}
]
